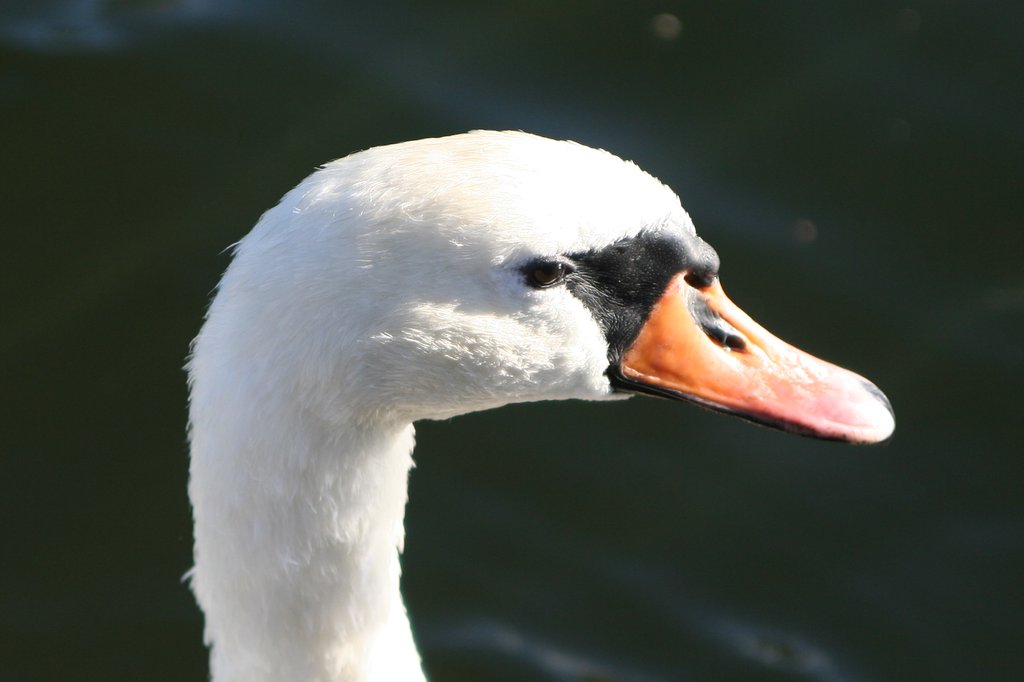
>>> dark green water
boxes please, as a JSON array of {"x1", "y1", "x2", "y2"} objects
[{"x1": 2, "y1": 2, "x2": 1022, "y2": 680}]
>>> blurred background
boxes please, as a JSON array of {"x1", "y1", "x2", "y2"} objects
[{"x1": 2, "y1": 1, "x2": 1022, "y2": 680}]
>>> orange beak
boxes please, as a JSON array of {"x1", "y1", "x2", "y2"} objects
[{"x1": 615, "y1": 273, "x2": 895, "y2": 443}]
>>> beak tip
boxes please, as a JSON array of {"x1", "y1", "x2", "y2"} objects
[
  {"x1": 859, "y1": 378, "x2": 894, "y2": 418},
  {"x1": 852, "y1": 383, "x2": 896, "y2": 444},
  {"x1": 864, "y1": 410, "x2": 896, "y2": 444}
]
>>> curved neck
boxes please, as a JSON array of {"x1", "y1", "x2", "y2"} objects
[{"x1": 188, "y1": 371, "x2": 425, "y2": 681}]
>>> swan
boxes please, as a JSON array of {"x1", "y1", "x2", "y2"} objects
[{"x1": 186, "y1": 130, "x2": 894, "y2": 682}]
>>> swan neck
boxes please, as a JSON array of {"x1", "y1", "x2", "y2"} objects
[{"x1": 188, "y1": 385, "x2": 424, "y2": 681}]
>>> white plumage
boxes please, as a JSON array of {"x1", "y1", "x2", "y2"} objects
[{"x1": 188, "y1": 131, "x2": 694, "y2": 681}]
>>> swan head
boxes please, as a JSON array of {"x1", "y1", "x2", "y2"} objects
[{"x1": 204, "y1": 130, "x2": 893, "y2": 442}]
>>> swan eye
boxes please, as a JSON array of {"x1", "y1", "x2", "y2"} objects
[{"x1": 525, "y1": 260, "x2": 574, "y2": 288}]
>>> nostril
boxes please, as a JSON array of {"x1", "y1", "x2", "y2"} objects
[
  {"x1": 702, "y1": 319, "x2": 747, "y2": 352},
  {"x1": 684, "y1": 269, "x2": 717, "y2": 289},
  {"x1": 723, "y1": 333, "x2": 747, "y2": 351},
  {"x1": 688, "y1": 289, "x2": 746, "y2": 351}
]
